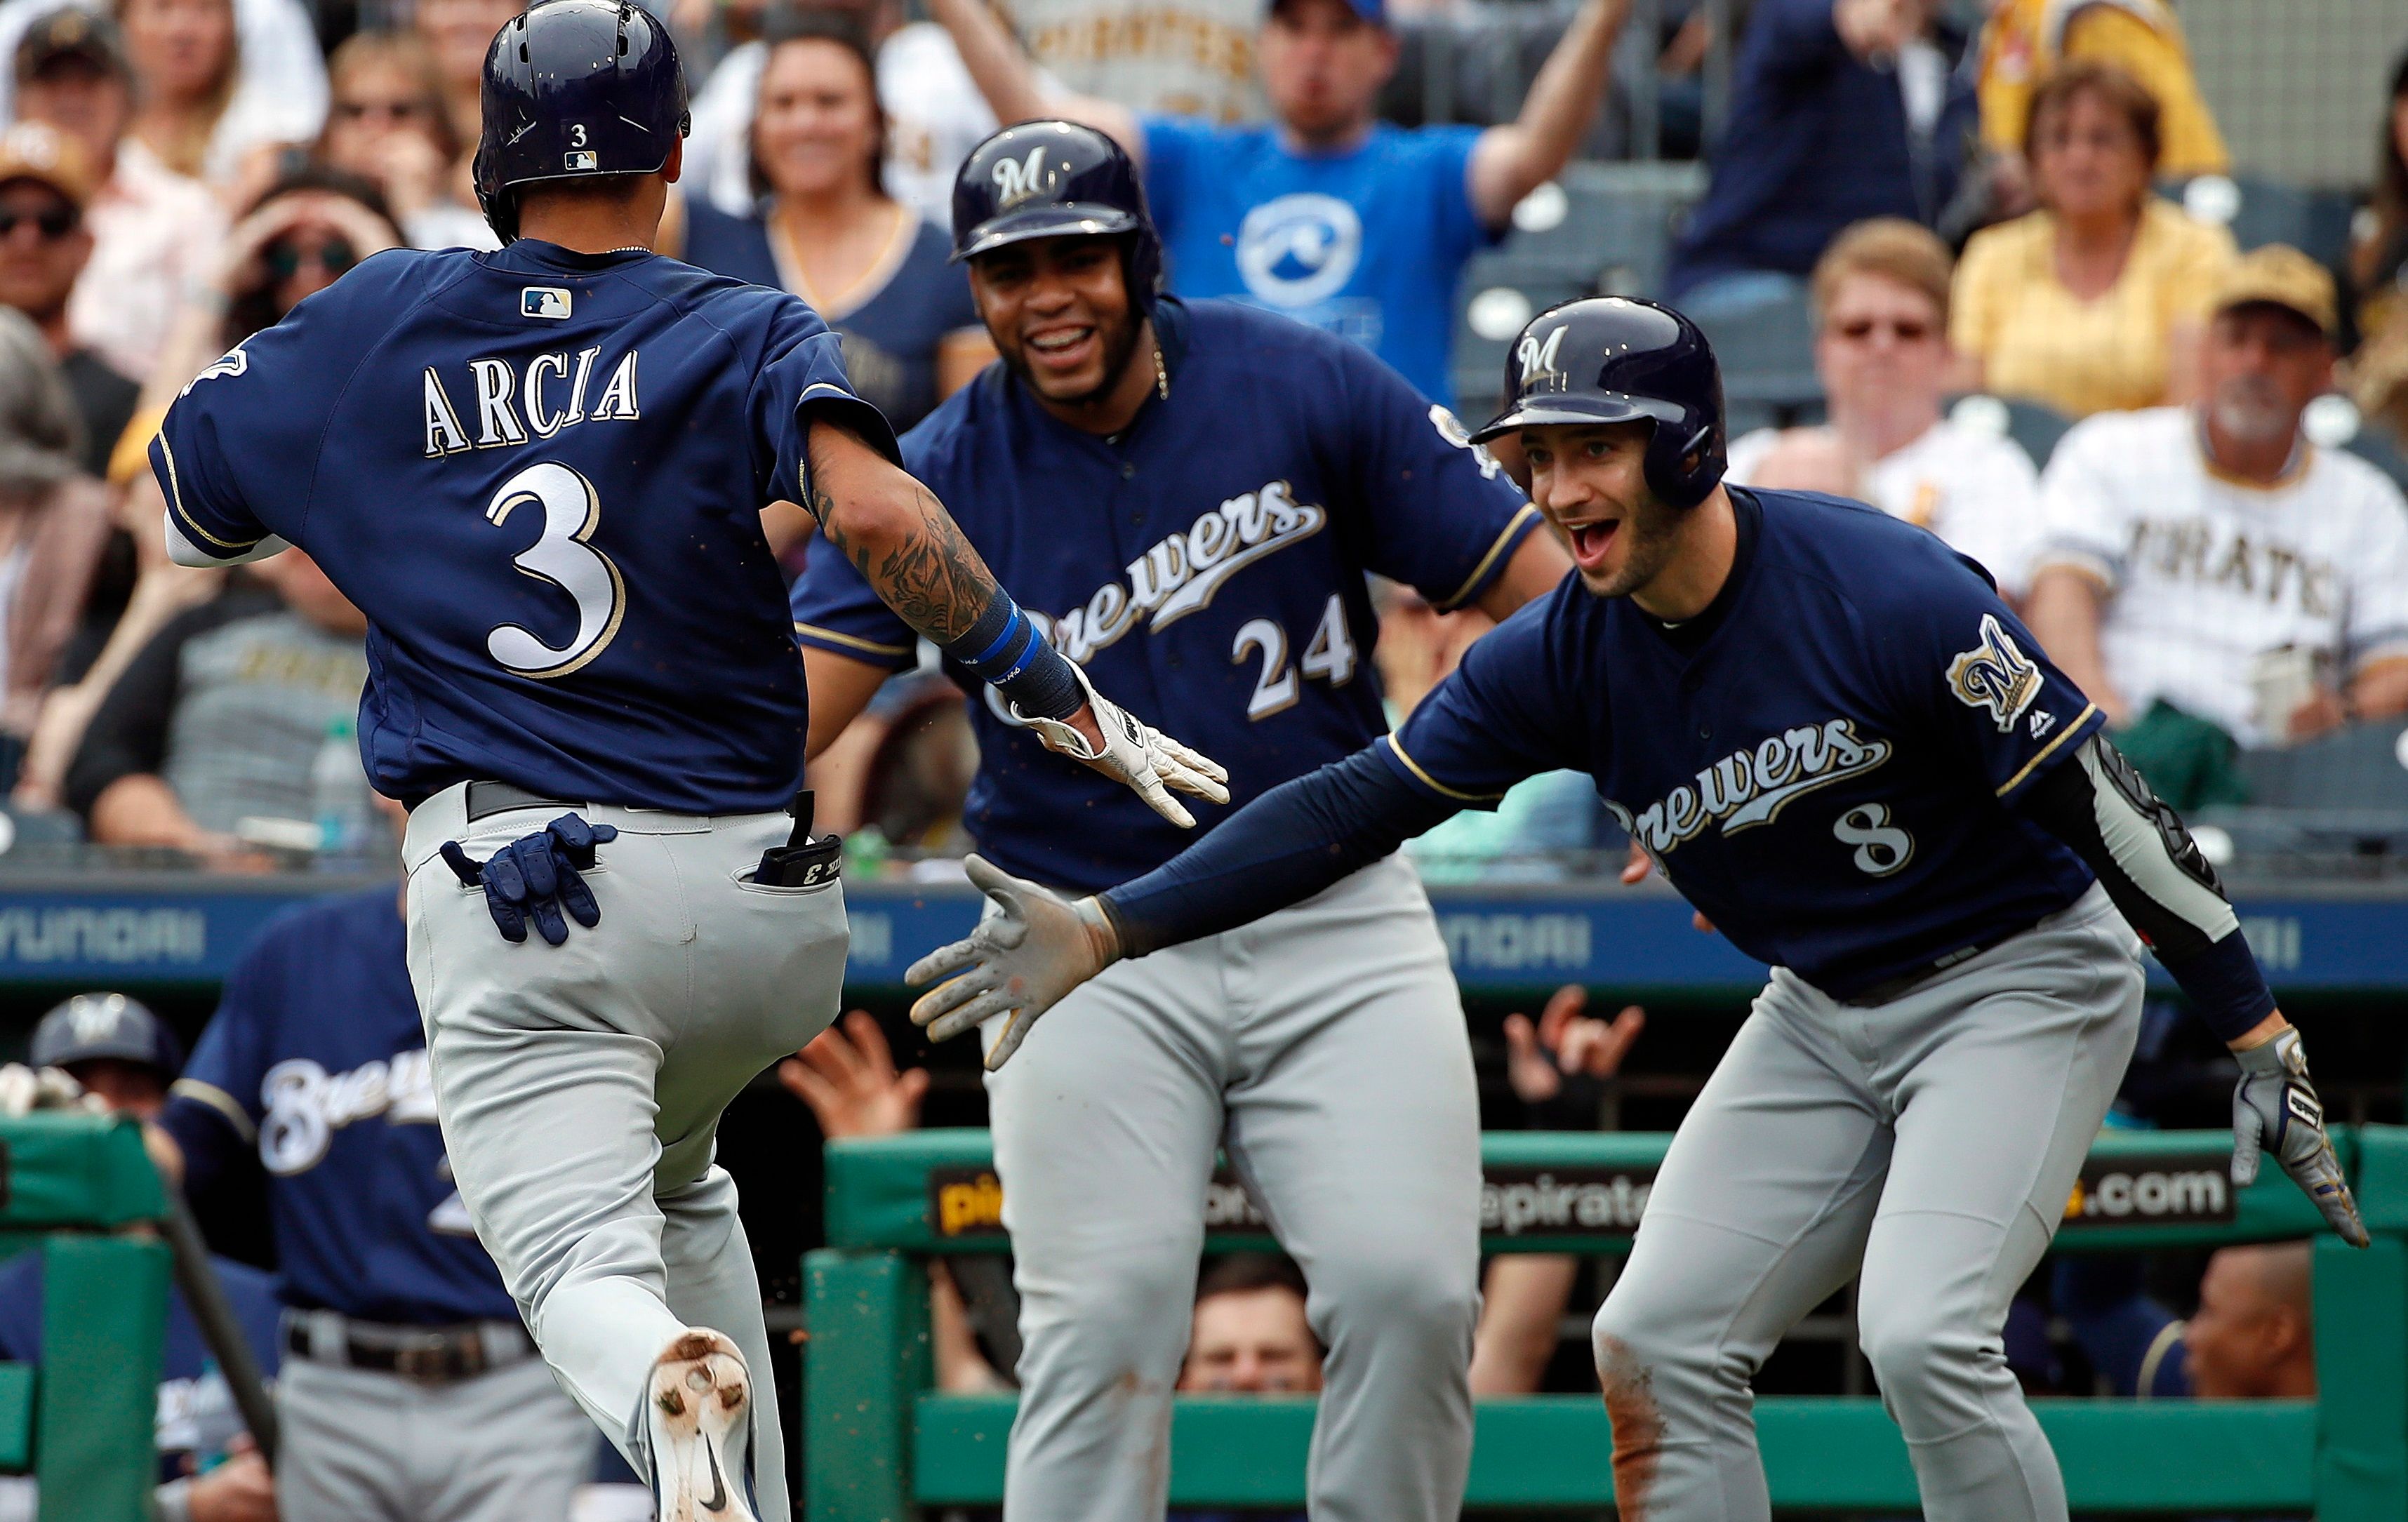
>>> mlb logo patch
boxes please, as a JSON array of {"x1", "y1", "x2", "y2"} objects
[
  {"x1": 564, "y1": 149, "x2": 598, "y2": 171},
  {"x1": 521, "y1": 286, "x2": 571, "y2": 320}
]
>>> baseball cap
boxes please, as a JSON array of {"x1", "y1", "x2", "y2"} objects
[
  {"x1": 2208, "y1": 244, "x2": 2337, "y2": 340},
  {"x1": 0, "y1": 121, "x2": 95, "y2": 208},
  {"x1": 1268, "y1": 0, "x2": 1388, "y2": 27},
  {"x1": 15, "y1": 7, "x2": 129, "y2": 86},
  {"x1": 30, "y1": 992, "x2": 185, "y2": 1075}
]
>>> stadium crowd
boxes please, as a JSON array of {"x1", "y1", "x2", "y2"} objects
[{"x1": 1, "y1": 0, "x2": 2406, "y2": 1516}]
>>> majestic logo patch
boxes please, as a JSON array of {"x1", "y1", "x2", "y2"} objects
[
  {"x1": 521, "y1": 286, "x2": 571, "y2": 320},
  {"x1": 1606, "y1": 718, "x2": 1894, "y2": 858},
  {"x1": 990, "y1": 145, "x2": 1051, "y2": 207},
  {"x1": 1947, "y1": 613, "x2": 2045, "y2": 733}
]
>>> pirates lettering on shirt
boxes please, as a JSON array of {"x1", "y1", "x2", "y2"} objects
[
  {"x1": 2126, "y1": 517, "x2": 2337, "y2": 618},
  {"x1": 1607, "y1": 718, "x2": 1894, "y2": 857},
  {"x1": 421, "y1": 347, "x2": 641, "y2": 457}
]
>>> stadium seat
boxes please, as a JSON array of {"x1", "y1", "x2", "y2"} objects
[
  {"x1": 1688, "y1": 280, "x2": 1819, "y2": 423},
  {"x1": 2178, "y1": 175, "x2": 2357, "y2": 270},
  {"x1": 2235, "y1": 723, "x2": 2408, "y2": 811},
  {"x1": 1945, "y1": 394, "x2": 2075, "y2": 469}
]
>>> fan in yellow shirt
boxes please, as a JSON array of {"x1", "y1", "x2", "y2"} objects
[
  {"x1": 1976, "y1": 0, "x2": 2228, "y2": 178},
  {"x1": 1953, "y1": 60, "x2": 2235, "y2": 420}
]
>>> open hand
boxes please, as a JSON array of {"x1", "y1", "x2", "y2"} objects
[
  {"x1": 906, "y1": 855, "x2": 1121, "y2": 1069},
  {"x1": 780, "y1": 1011, "x2": 929, "y2": 1140},
  {"x1": 1020, "y1": 663, "x2": 1228, "y2": 828},
  {"x1": 1503, "y1": 987, "x2": 1646, "y2": 1104}
]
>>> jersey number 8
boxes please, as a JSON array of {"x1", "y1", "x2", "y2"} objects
[
  {"x1": 482, "y1": 461, "x2": 627, "y2": 679},
  {"x1": 1835, "y1": 802, "x2": 1914, "y2": 876}
]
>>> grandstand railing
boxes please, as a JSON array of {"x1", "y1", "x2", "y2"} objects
[
  {"x1": 804, "y1": 1126, "x2": 2408, "y2": 1519},
  {"x1": 0, "y1": 1112, "x2": 173, "y2": 1522}
]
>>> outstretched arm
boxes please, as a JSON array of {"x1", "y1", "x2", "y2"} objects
[
  {"x1": 804, "y1": 418, "x2": 1225, "y2": 825},
  {"x1": 2017, "y1": 733, "x2": 2368, "y2": 1246},
  {"x1": 1465, "y1": 0, "x2": 1629, "y2": 226},
  {"x1": 906, "y1": 745, "x2": 1457, "y2": 1067},
  {"x1": 926, "y1": 0, "x2": 1142, "y2": 156}
]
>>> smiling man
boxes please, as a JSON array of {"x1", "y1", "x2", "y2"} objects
[
  {"x1": 792, "y1": 121, "x2": 1565, "y2": 1522},
  {"x1": 903, "y1": 294, "x2": 2373, "y2": 1522}
]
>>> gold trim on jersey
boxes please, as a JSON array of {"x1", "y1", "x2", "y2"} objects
[
  {"x1": 1434, "y1": 502, "x2": 1543, "y2": 611},
  {"x1": 157, "y1": 436, "x2": 263, "y2": 552},
  {"x1": 170, "y1": 1076, "x2": 258, "y2": 1144},
  {"x1": 1995, "y1": 701, "x2": 2097, "y2": 798},
  {"x1": 794, "y1": 620, "x2": 914, "y2": 660},
  {"x1": 1384, "y1": 734, "x2": 1508, "y2": 802}
]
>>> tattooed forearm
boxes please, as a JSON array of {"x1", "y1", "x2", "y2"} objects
[{"x1": 807, "y1": 421, "x2": 1000, "y2": 645}]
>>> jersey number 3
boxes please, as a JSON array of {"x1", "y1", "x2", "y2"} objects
[
  {"x1": 1232, "y1": 594, "x2": 1358, "y2": 720},
  {"x1": 482, "y1": 461, "x2": 627, "y2": 679}
]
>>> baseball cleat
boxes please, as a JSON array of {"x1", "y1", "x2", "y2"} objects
[{"x1": 646, "y1": 1329, "x2": 754, "y2": 1522}]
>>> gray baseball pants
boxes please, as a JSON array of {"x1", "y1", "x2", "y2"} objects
[
  {"x1": 1591, "y1": 883, "x2": 2144, "y2": 1522},
  {"x1": 401, "y1": 783, "x2": 851, "y2": 1521},
  {"x1": 984, "y1": 855, "x2": 1483, "y2": 1522},
  {"x1": 274, "y1": 1352, "x2": 594, "y2": 1521}
]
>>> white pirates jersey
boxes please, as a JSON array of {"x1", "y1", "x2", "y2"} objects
[{"x1": 2035, "y1": 406, "x2": 2408, "y2": 745}]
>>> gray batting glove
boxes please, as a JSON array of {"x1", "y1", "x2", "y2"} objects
[
  {"x1": 2233, "y1": 1028, "x2": 2369, "y2": 1248},
  {"x1": 906, "y1": 855, "x2": 1122, "y2": 1070},
  {"x1": 1018, "y1": 662, "x2": 1229, "y2": 829},
  {"x1": 0, "y1": 1063, "x2": 102, "y2": 1117}
]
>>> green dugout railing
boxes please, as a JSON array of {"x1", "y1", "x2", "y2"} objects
[
  {"x1": 0, "y1": 1113, "x2": 173, "y2": 1522},
  {"x1": 806, "y1": 1126, "x2": 2408, "y2": 1518}
]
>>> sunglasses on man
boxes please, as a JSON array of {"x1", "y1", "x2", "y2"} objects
[
  {"x1": 0, "y1": 203, "x2": 78, "y2": 241},
  {"x1": 265, "y1": 236, "x2": 358, "y2": 280}
]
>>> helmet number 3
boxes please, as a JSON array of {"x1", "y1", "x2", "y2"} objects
[
  {"x1": 1834, "y1": 802, "x2": 1914, "y2": 877},
  {"x1": 482, "y1": 461, "x2": 626, "y2": 679},
  {"x1": 569, "y1": 124, "x2": 587, "y2": 147}
]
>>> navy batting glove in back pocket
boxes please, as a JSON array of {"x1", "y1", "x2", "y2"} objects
[{"x1": 441, "y1": 813, "x2": 620, "y2": 945}]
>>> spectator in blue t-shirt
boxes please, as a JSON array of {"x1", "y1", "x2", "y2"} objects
[
  {"x1": 929, "y1": 0, "x2": 1629, "y2": 403},
  {"x1": 1665, "y1": 0, "x2": 1977, "y2": 319}
]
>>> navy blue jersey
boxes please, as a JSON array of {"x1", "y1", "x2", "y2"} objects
[
  {"x1": 1388, "y1": 490, "x2": 2103, "y2": 997},
  {"x1": 152, "y1": 241, "x2": 898, "y2": 814},
  {"x1": 0, "y1": 1248, "x2": 281, "y2": 1475},
  {"x1": 791, "y1": 298, "x2": 1541, "y2": 890},
  {"x1": 161, "y1": 888, "x2": 518, "y2": 1325}
]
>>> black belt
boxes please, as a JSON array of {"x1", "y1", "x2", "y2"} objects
[
  {"x1": 1842, "y1": 921, "x2": 2030, "y2": 1007},
  {"x1": 284, "y1": 1314, "x2": 536, "y2": 1383},
  {"x1": 464, "y1": 780, "x2": 578, "y2": 821}
]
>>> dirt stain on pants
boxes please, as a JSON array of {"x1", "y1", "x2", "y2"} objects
[{"x1": 1595, "y1": 1334, "x2": 1663, "y2": 1521}]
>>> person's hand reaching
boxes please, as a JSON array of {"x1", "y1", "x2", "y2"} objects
[
  {"x1": 780, "y1": 1010, "x2": 931, "y2": 1140},
  {"x1": 185, "y1": 1435, "x2": 276, "y2": 1522},
  {"x1": 1503, "y1": 986, "x2": 1647, "y2": 1105}
]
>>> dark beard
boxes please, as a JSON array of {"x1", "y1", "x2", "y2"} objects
[
  {"x1": 1002, "y1": 307, "x2": 1147, "y2": 409},
  {"x1": 1580, "y1": 491, "x2": 1686, "y2": 600}
]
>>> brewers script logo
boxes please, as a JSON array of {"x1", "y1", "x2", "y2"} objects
[
  {"x1": 1517, "y1": 323, "x2": 1569, "y2": 392},
  {"x1": 991, "y1": 146, "x2": 1052, "y2": 207},
  {"x1": 1947, "y1": 614, "x2": 2045, "y2": 733},
  {"x1": 1606, "y1": 719, "x2": 1894, "y2": 857},
  {"x1": 1043, "y1": 478, "x2": 1327, "y2": 663}
]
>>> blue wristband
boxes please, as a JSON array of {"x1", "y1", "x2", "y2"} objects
[{"x1": 941, "y1": 596, "x2": 1084, "y2": 721}]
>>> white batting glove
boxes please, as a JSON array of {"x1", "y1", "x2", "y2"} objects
[
  {"x1": 1016, "y1": 662, "x2": 1229, "y2": 828},
  {"x1": 907, "y1": 856, "x2": 1122, "y2": 1070},
  {"x1": 2232, "y1": 1028, "x2": 2369, "y2": 1248},
  {"x1": 0, "y1": 1064, "x2": 102, "y2": 1117}
]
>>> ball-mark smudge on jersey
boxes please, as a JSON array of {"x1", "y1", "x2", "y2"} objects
[{"x1": 1607, "y1": 719, "x2": 1894, "y2": 858}]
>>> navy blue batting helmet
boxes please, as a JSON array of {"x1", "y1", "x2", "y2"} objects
[
  {"x1": 1472, "y1": 297, "x2": 1727, "y2": 509},
  {"x1": 473, "y1": 0, "x2": 690, "y2": 243},
  {"x1": 951, "y1": 121, "x2": 1161, "y2": 312}
]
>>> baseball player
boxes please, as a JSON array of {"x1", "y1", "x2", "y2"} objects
[
  {"x1": 159, "y1": 865, "x2": 598, "y2": 1520},
  {"x1": 903, "y1": 297, "x2": 2369, "y2": 1522},
  {"x1": 791, "y1": 121, "x2": 1567, "y2": 1522},
  {"x1": 144, "y1": 4, "x2": 1219, "y2": 1518}
]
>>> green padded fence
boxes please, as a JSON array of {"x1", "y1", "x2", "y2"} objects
[
  {"x1": 806, "y1": 1125, "x2": 2408, "y2": 1518},
  {"x1": 0, "y1": 1112, "x2": 173, "y2": 1522}
]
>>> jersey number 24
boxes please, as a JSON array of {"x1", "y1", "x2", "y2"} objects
[
  {"x1": 1232, "y1": 594, "x2": 1359, "y2": 720},
  {"x1": 481, "y1": 461, "x2": 627, "y2": 679}
]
